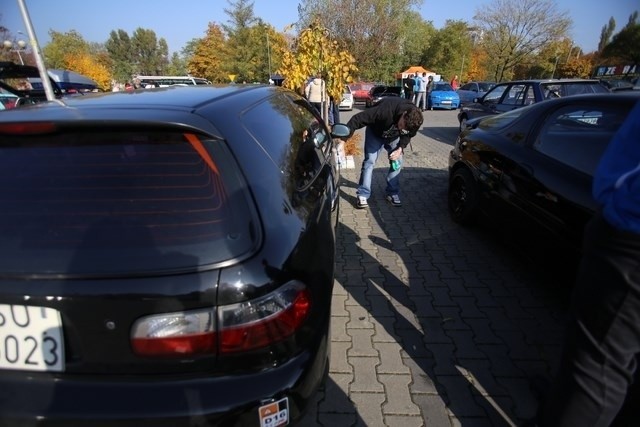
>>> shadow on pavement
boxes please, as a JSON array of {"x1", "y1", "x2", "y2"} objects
[{"x1": 329, "y1": 164, "x2": 569, "y2": 426}]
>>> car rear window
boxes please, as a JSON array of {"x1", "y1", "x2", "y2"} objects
[
  {"x1": 0, "y1": 129, "x2": 258, "y2": 276},
  {"x1": 541, "y1": 82, "x2": 609, "y2": 98}
]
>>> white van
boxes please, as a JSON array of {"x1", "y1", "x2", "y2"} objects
[{"x1": 134, "y1": 75, "x2": 211, "y2": 88}]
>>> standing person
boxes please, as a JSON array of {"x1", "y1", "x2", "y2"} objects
[
  {"x1": 535, "y1": 100, "x2": 640, "y2": 427},
  {"x1": 450, "y1": 75, "x2": 459, "y2": 90},
  {"x1": 403, "y1": 74, "x2": 415, "y2": 100},
  {"x1": 305, "y1": 73, "x2": 325, "y2": 116},
  {"x1": 414, "y1": 72, "x2": 428, "y2": 111},
  {"x1": 346, "y1": 97, "x2": 424, "y2": 208},
  {"x1": 327, "y1": 95, "x2": 340, "y2": 126},
  {"x1": 426, "y1": 75, "x2": 434, "y2": 110}
]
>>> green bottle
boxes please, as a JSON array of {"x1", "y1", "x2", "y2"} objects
[{"x1": 390, "y1": 159, "x2": 400, "y2": 171}]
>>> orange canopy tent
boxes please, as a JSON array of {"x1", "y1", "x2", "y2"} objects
[{"x1": 396, "y1": 66, "x2": 434, "y2": 79}]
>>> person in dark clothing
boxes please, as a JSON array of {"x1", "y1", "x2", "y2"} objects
[
  {"x1": 345, "y1": 97, "x2": 423, "y2": 208},
  {"x1": 535, "y1": 100, "x2": 640, "y2": 427},
  {"x1": 403, "y1": 74, "x2": 415, "y2": 100},
  {"x1": 426, "y1": 75, "x2": 434, "y2": 110}
]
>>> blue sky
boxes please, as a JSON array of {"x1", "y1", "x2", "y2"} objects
[{"x1": 2, "y1": 0, "x2": 638, "y2": 55}]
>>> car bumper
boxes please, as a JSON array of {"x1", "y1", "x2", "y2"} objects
[
  {"x1": 431, "y1": 101, "x2": 459, "y2": 110},
  {"x1": 0, "y1": 336, "x2": 329, "y2": 427}
]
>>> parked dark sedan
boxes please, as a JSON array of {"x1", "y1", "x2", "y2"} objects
[
  {"x1": 448, "y1": 91, "x2": 640, "y2": 255},
  {"x1": 457, "y1": 78, "x2": 610, "y2": 131},
  {"x1": 365, "y1": 84, "x2": 402, "y2": 107},
  {"x1": 0, "y1": 84, "x2": 350, "y2": 426}
]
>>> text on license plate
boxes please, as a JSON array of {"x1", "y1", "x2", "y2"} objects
[
  {"x1": 442, "y1": 100, "x2": 452, "y2": 104},
  {"x1": 0, "y1": 304, "x2": 65, "y2": 372}
]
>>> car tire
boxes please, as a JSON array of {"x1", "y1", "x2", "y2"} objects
[{"x1": 448, "y1": 167, "x2": 480, "y2": 225}]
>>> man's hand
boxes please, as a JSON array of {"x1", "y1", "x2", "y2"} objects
[{"x1": 389, "y1": 146, "x2": 403, "y2": 161}]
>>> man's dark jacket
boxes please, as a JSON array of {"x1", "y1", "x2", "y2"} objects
[{"x1": 346, "y1": 97, "x2": 417, "y2": 149}]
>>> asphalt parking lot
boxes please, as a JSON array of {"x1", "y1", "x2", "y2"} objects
[{"x1": 298, "y1": 105, "x2": 573, "y2": 426}]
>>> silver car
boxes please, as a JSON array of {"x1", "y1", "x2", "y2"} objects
[{"x1": 457, "y1": 81, "x2": 496, "y2": 106}]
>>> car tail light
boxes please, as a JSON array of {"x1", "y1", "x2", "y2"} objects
[
  {"x1": 130, "y1": 281, "x2": 311, "y2": 357},
  {"x1": 219, "y1": 281, "x2": 311, "y2": 354},
  {"x1": 0, "y1": 122, "x2": 58, "y2": 134},
  {"x1": 131, "y1": 308, "x2": 217, "y2": 357}
]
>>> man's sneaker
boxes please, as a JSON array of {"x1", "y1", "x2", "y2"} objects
[
  {"x1": 356, "y1": 196, "x2": 368, "y2": 209},
  {"x1": 386, "y1": 194, "x2": 402, "y2": 207}
]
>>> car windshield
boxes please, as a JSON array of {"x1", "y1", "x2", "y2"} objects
[
  {"x1": 477, "y1": 107, "x2": 528, "y2": 130},
  {"x1": 0, "y1": 129, "x2": 257, "y2": 275},
  {"x1": 478, "y1": 82, "x2": 495, "y2": 91},
  {"x1": 372, "y1": 86, "x2": 401, "y2": 95},
  {"x1": 434, "y1": 83, "x2": 454, "y2": 91}
]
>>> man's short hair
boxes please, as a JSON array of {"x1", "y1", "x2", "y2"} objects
[{"x1": 404, "y1": 106, "x2": 424, "y2": 133}]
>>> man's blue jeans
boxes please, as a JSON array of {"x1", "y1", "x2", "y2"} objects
[{"x1": 356, "y1": 127, "x2": 402, "y2": 200}]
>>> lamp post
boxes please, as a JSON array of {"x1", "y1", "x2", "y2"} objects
[
  {"x1": 266, "y1": 32, "x2": 272, "y2": 83},
  {"x1": 3, "y1": 33, "x2": 27, "y2": 65},
  {"x1": 460, "y1": 30, "x2": 479, "y2": 81},
  {"x1": 551, "y1": 55, "x2": 560, "y2": 78}
]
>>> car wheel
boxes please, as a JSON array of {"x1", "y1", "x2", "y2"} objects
[
  {"x1": 459, "y1": 115, "x2": 468, "y2": 132},
  {"x1": 448, "y1": 168, "x2": 479, "y2": 225}
]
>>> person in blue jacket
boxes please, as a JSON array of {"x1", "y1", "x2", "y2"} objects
[{"x1": 536, "y1": 100, "x2": 640, "y2": 426}]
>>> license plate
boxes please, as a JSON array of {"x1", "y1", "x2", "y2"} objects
[
  {"x1": 0, "y1": 304, "x2": 65, "y2": 372},
  {"x1": 442, "y1": 100, "x2": 452, "y2": 104},
  {"x1": 259, "y1": 397, "x2": 289, "y2": 427}
]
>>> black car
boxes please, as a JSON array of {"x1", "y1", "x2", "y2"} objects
[
  {"x1": 448, "y1": 91, "x2": 640, "y2": 254},
  {"x1": 365, "y1": 84, "x2": 402, "y2": 107},
  {"x1": 0, "y1": 84, "x2": 350, "y2": 426},
  {"x1": 457, "y1": 78, "x2": 610, "y2": 131}
]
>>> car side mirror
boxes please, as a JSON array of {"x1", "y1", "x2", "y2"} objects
[{"x1": 331, "y1": 123, "x2": 351, "y2": 139}]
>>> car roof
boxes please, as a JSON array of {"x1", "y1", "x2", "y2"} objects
[
  {"x1": 496, "y1": 79, "x2": 602, "y2": 84},
  {"x1": 0, "y1": 84, "x2": 289, "y2": 138},
  {"x1": 496, "y1": 90, "x2": 640, "y2": 114},
  {"x1": 0, "y1": 84, "x2": 277, "y2": 114}
]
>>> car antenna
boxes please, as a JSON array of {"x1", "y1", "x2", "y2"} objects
[{"x1": 15, "y1": 0, "x2": 57, "y2": 102}]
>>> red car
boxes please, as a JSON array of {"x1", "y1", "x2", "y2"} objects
[{"x1": 349, "y1": 82, "x2": 376, "y2": 104}]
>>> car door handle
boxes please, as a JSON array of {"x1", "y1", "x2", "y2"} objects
[{"x1": 535, "y1": 191, "x2": 558, "y2": 202}]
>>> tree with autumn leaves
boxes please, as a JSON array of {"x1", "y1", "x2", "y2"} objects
[
  {"x1": 42, "y1": 30, "x2": 111, "y2": 90},
  {"x1": 278, "y1": 21, "x2": 358, "y2": 104}
]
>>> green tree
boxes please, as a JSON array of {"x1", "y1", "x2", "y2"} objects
[
  {"x1": 297, "y1": 0, "x2": 421, "y2": 82},
  {"x1": 165, "y1": 52, "x2": 187, "y2": 75},
  {"x1": 105, "y1": 30, "x2": 135, "y2": 83},
  {"x1": 222, "y1": 0, "x2": 258, "y2": 82},
  {"x1": 601, "y1": 23, "x2": 640, "y2": 74},
  {"x1": 130, "y1": 28, "x2": 168, "y2": 75},
  {"x1": 474, "y1": 0, "x2": 571, "y2": 82},
  {"x1": 422, "y1": 20, "x2": 470, "y2": 82},
  {"x1": 43, "y1": 30, "x2": 91, "y2": 69},
  {"x1": 399, "y1": 12, "x2": 437, "y2": 70},
  {"x1": 598, "y1": 17, "x2": 616, "y2": 53}
]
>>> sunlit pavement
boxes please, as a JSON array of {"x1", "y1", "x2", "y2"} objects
[{"x1": 297, "y1": 107, "x2": 569, "y2": 427}]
